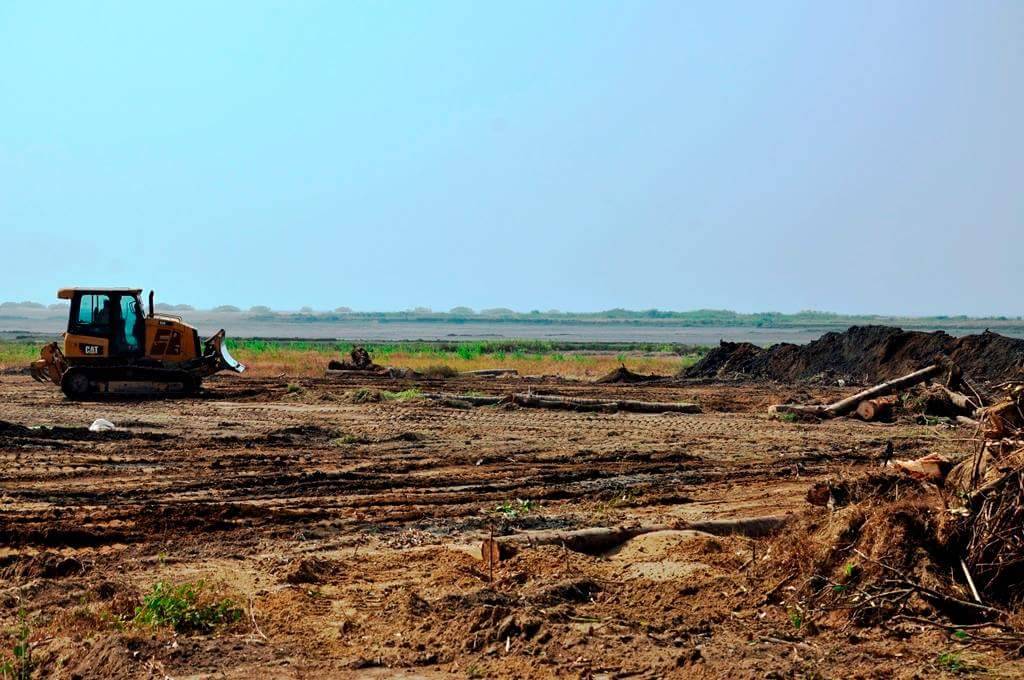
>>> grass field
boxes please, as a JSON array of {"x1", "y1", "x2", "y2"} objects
[
  {"x1": 0, "y1": 340, "x2": 45, "y2": 371},
  {"x1": 226, "y1": 339, "x2": 705, "y2": 378},
  {"x1": 0, "y1": 339, "x2": 705, "y2": 379}
]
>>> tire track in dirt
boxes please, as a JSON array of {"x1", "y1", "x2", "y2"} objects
[{"x1": 0, "y1": 375, "x2": 962, "y2": 552}]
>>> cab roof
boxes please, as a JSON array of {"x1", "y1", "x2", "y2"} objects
[{"x1": 57, "y1": 288, "x2": 143, "y2": 300}]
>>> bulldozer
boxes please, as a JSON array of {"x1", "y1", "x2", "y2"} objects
[{"x1": 30, "y1": 288, "x2": 245, "y2": 398}]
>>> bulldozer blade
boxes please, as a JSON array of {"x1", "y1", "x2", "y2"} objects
[
  {"x1": 206, "y1": 330, "x2": 246, "y2": 373},
  {"x1": 219, "y1": 341, "x2": 245, "y2": 373},
  {"x1": 31, "y1": 343, "x2": 66, "y2": 385}
]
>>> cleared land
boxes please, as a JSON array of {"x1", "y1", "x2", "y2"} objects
[{"x1": 2, "y1": 367, "x2": 1014, "y2": 678}]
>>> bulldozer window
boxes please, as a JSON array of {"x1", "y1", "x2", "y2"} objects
[
  {"x1": 72, "y1": 294, "x2": 112, "y2": 336},
  {"x1": 117, "y1": 295, "x2": 143, "y2": 354}
]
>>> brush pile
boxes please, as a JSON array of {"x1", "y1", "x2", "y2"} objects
[
  {"x1": 952, "y1": 383, "x2": 1024, "y2": 605},
  {"x1": 768, "y1": 382, "x2": 1024, "y2": 640}
]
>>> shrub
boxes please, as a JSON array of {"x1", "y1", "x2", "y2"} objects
[{"x1": 133, "y1": 581, "x2": 242, "y2": 633}]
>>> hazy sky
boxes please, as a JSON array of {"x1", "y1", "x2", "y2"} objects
[{"x1": 1, "y1": 1, "x2": 1021, "y2": 314}]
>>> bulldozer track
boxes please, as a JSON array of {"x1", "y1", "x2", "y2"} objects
[{"x1": 0, "y1": 374, "x2": 961, "y2": 552}]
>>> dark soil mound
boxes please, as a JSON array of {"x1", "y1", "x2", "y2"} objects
[
  {"x1": 949, "y1": 331, "x2": 1024, "y2": 386},
  {"x1": 595, "y1": 365, "x2": 656, "y2": 384},
  {"x1": 683, "y1": 326, "x2": 1024, "y2": 385}
]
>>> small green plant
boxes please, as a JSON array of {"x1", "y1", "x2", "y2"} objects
[
  {"x1": 938, "y1": 651, "x2": 964, "y2": 672},
  {"x1": 330, "y1": 434, "x2": 367, "y2": 446},
  {"x1": 133, "y1": 581, "x2": 242, "y2": 633},
  {"x1": 0, "y1": 610, "x2": 31, "y2": 680},
  {"x1": 920, "y1": 415, "x2": 949, "y2": 426},
  {"x1": 493, "y1": 498, "x2": 537, "y2": 520},
  {"x1": 348, "y1": 387, "x2": 381, "y2": 403},
  {"x1": 936, "y1": 649, "x2": 985, "y2": 674},
  {"x1": 787, "y1": 608, "x2": 803, "y2": 630},
  {"x1": 775, "y1": 412, "x2": 798, "y2": 423},
  {"x1": 953, "y1": 629, "x2": 968, "y2": 641},
  {"x1": 286, "y1": 383, "x2": 304, "y2": 394},
  {"x1": 381, "y1": 388, "x2": 423, "y2": 401}
]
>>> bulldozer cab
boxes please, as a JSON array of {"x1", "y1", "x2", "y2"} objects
[{"x1": 64, "y1": 288, "x2": 146, "y2": 359}]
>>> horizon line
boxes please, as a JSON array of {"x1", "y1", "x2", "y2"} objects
[{"x1": 1, "y1": 300, "x2": 1022, "y2": 322}]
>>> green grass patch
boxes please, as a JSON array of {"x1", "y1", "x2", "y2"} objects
[
  {"x1": 492, "y1": 498, "x2": 538, "y2": 520},
  {"x1": 381, "y1": 388, "x2": 423, "y2": 401},
  {"x1": 331, "y1": 434, "x2": 369, "y2": 446},
  {"x1": 224, "y1": 338, "x2": 708, "y2": 360},
  {"x1": 132, "y1": 581, "x2": 242, "y2": 634},
  {"x1": 0, "y1": 610, "x2": 31, "y2": 680},
  {"x1": 0, "y1": 341, "x2": 45, "y2": 369}
]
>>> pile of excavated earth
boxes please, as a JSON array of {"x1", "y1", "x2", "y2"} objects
[{"x1": 684, "y1": 325, "x2": 1024, "y2": 385}]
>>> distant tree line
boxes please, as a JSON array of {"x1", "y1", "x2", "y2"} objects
[{"x1": 2, "y1": 300, "x2": 1022, "y2": 327}]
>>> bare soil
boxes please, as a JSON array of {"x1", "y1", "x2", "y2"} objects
[{"x1": 1, "y1": 373, "x2": 1019, "y2": 678}]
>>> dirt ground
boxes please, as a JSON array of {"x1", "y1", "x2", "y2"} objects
[{"x1": 1, "y1": 372, "x2": 1017, "y2": 678}]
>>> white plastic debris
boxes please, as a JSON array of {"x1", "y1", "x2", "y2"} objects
[{"x1": 89, "y1": 418, "x2": 117, "y2": 432}]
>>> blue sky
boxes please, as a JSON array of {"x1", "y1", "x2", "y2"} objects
[{"x1": 1, "y1": 1, "x2": 1021, "y2": 314}]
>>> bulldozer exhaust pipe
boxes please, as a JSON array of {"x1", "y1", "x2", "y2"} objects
[{"x1": 148, "y1": 290, "x2": 154, "y2": 318}]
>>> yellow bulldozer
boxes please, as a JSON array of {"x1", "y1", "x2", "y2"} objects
[{"x1": 30, "y1": 288, "x2": 245, "y2": 398}]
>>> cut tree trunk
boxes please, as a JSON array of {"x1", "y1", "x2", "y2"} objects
[
  {"x1": 422, "y1": 393, "x2": 505, "y2": 406},
  {"x1": 769, "y1": 363, "x2": 945, "y2": 419},
  {"x1": 855, "y1": 395, "x2": 898, "y2": 422},
  {"x1": 423, "y1": 392, "x2": 701, "y2": 414},
  {"x1": 480, "y1": 515, "x2": 787, "y2": 564},
  {"x1": 460, "y1": 369, "x2": 519, "y2": 377}
]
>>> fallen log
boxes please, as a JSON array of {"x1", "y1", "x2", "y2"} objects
[
  {"x1": 855, "y1": 395, "x2": 898, "y2": 422},
  {"x1": 769, "y1": 363, "x2": 945, "y2": 419},
  {"x1": 480, "y1": 515, "x2": 787, "y2": 564},
  {"x1": 423, "y1": 392, "x2": 701, "y2": 414},
  {"x1": 511, "y1": 393, "x2": 701, "y2": 414},
  {"x1": 461, "y1": 369, "x2": 519, "y2": 377}
]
